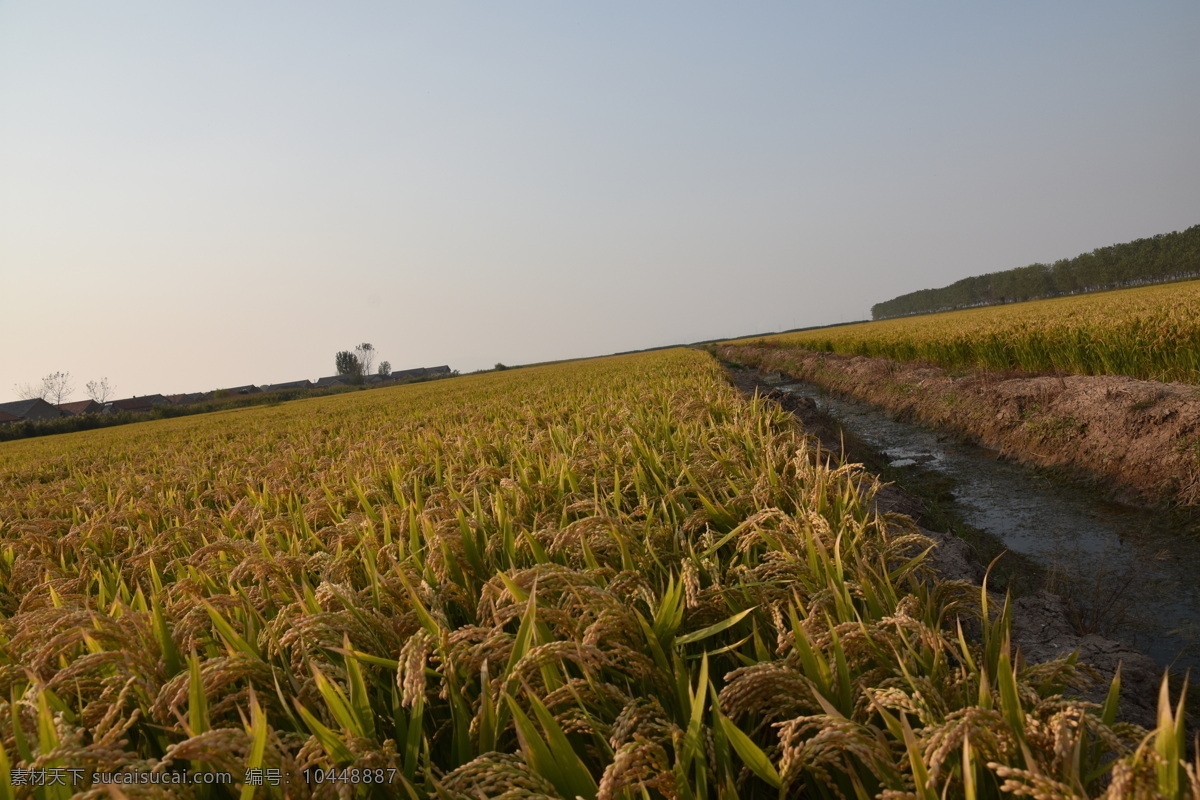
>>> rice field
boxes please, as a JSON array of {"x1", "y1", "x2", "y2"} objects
[
  {"x1": 0, "y1": 349, "x2": 1194, "y2": 798},
  {"x1": 728, "y1": 280, "x2": 1200, "y2": 384}
]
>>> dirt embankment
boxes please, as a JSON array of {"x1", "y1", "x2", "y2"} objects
[
  {"x1": 718, "y1": 345, "x2": 1200, "y2": 507},
  {"x1": 725, "y1": 367, "x2": 1163, "y2": 727}
]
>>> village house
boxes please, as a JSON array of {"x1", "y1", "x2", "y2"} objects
[
  {"x1": 107, "y1": 395, "x2": 171, "y2": 413},
  {"x1": 175, "y1": 393, "x2": 209, "y2": 404},
  {"x1": 260, "y1": 379, "x2": 315, "y2": 393},
  {"x1": 390, "y1": 365, "x2": 453, "y2": 381},
  {"x1": 0, "y1": 398, "x2": 65, "y2": 422},
  {"x1": 57, "y1": 399, "x2": 104, "y2": 416}
]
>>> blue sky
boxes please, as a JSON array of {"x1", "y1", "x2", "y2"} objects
[{"x1": 3, "y1": 2, "x2": 1198, "y2": 399}]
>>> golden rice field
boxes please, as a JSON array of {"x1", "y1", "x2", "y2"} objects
[
  {"x1": 728, "y1": 280, "x2": 1200, "y2": 383},
  {"x1": 0, "y1": 350, "x2": 1194, "y2": 798}
]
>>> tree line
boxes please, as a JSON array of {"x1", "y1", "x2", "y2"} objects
[
  {"x1": 871, "y1": 224, "x2": 1200, "y2": 320},
  {"x1": 14, "y1": 372, "x2": 113, "y2": 405}
]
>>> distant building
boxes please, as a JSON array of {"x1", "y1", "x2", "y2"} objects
[
  {"x1": 57, "y1": 399, "x2": 104, "y2": 416},
  {"x1": 107, "y1": 395, "x2": 171, "y2": 413},
  {"x1": 315, "y1": 375, "x2": 353, "y2": 388},
  {"x1": 0, "y1": 398, "x2": 65, "y2": 422},
  {"x1": 166, "y1": 393, "x2": 208, "y2": 405},
  {"x1": 0, "y1": 410, "x2": 20, "y2": 425},
  {"x1": 390, "y1": 365, "x2": 453, "y2": 381},
  {"x1": 221, "y1": 385, "x2": 261, "y2": 396},
  {"x1": 261, "y1": 379, "x2": 314, "y2": 393}
]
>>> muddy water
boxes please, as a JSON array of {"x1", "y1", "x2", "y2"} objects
[{"x1": 777, "y1": 380, "x2": 1200, "y2": 671}]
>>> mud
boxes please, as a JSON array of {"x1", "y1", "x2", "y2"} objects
[
  {"x1": 725, "y1": 366, "x2": 1163, "y2": 727},
  {"x1": 719, "y1": 345, "x2": 1200, "y2": 507}
]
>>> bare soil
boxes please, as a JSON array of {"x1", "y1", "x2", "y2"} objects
[{"x1": 719, "y1": 345, "x2": 1200, "y2": 507}]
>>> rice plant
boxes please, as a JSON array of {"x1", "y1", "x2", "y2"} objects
[
  {"x1": 0, "y1": 350, "x2": 1193, "y2": 798},
  {"x1": 726, "y1": 280, "x2": 1200, "y2": 384}
]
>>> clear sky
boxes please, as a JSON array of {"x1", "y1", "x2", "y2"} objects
[{"x1": 3, "y1": 2, "x2": 1198, "y2": 400}]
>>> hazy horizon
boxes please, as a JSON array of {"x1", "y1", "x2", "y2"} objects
[{"x1": 4, "y1": 2, "x2": 1199, "y2": 401}]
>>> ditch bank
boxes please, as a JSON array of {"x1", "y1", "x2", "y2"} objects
[
  {"x1": 724, "y1": 366, "x2": 1167, "y2": 727},
  {"x1": 716, "y1": 344, "x2": 1200, "y2": 508}
]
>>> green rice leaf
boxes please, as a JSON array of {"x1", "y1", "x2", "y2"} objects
[
  {"x1": 675, "y1": 607, "x2": 755, "y2": 647},
  {"x1": 717, "y1": 711, "x2": 781, "y2": 789}
]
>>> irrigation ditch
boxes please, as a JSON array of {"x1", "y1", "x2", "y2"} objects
[
  {"x1": 722, "y1": 360, "x2": 1200, "y2": 727},
  {"x1": 717, "y1": 344, "x2": 1200, "y2": 507}
]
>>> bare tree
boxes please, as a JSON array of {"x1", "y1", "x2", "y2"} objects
[
  {"x1": 15, "y1": 373, "x2": 73, "y2": 404},
  {"x1": 14, "y1": 381, "x2": 46, "y2": 400},
  {"x1": 355, "y1": 343, "x2": 375, "y2": 376},
  {"x1": 43, "y1": 372, "x2": 74, "y2": 406},
  {"x1": 86, "y1": 377, "x2": 115, "y2": 404}
]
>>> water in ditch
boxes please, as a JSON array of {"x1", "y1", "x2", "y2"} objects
[{"x1": 776, "y1": 380, "x2": 1200, "y2": 671}]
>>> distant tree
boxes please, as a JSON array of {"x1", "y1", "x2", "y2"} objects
[
  {"x1": 17, "y1": 372, "x2": 74, "y2": 405},
  {"x1": 43, "y1": 372, "x2": 74, "y2": 406},
  {"x1": 378, "y1": 360, "x2": 391, "y2": 376},
  {"x1": 86, "y1": 377, "x2": 114, "y2": 404},
  {"x1": 14, "y1": 381, "x2": 47, "y2": 400},
  {"x1": 355, "y1": 343, "x2": 375, "y2": 376},
  {"x1": 335, "y1": 351, "x2": 362, "y2": 379},
  {"x1": 872, "y1": 223, "x2": 1200, "y2": 319},
  {"x1": 495, "y1": 363, "x2": 508, "y2": 371}
]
